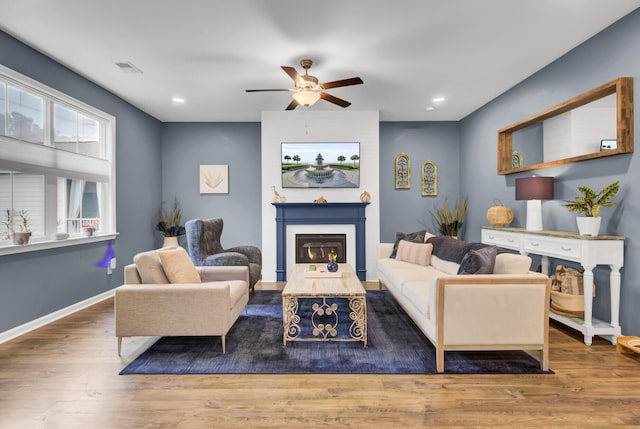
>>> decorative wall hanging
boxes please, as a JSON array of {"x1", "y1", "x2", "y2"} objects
[
  {"x1": 421, "y1": 160, "x2": 437, "y2": 196},
  {"x1": 199, "y1": 164, "x2": 229, "y2": 194},
  {"x1": 395, "y1": 152, "x2": 410, "y2": 189},
  {"x1": 512, "y1": 151, "x2": 523, "y2": 169}
]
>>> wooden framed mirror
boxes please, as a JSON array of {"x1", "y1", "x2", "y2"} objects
[{"x1": 497, "y1": 77, "x2": 633, "y2": 175}]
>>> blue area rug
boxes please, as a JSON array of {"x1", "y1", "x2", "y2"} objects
[{"x1": 120, "y1": 290, "x2": 553, "y2": 375}]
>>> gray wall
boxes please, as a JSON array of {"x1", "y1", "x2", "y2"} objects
[
  {"x1": 0, "y1": 31, "x2": 162, "y2": 332},
  {"x1": 159, "y1": 123, "x2": 262, "y2": 249},
  {"x1": 460, "y1": 9, "x2": 640, "y2": 335},
  {"x1": 4, "y1": 7, "x2": 640, "y2": 338},
  {"x1": 379, "y1": 122, "x2": 462, "y2": 242}
]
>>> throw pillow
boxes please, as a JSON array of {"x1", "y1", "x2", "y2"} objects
[
  {"x1": 426, "y1": 235, "x2": 472, "y2": 263},
  {"x1": 423, "y1": 231, "x2": 436, "y2": 242},
  {"x1": 458, "y1": 246, "x2": 498, "y2": 275},
  {"x1": 493, "y1": 253, "x2": 532, "y2": 274},
  {"x1": 395, "y1": 240, "x2": 434, "y2": 266},
  {"x1": 427, "y1": 235, "x2": 495, "y2": 264},
  {"x1": 157, "y1": 247, "x2": 201, "y2": 284},
  {"x1": 390, "y1": 230, "x2": 427, "y2": 258},
  {"x1": 133, "y1": 250, "x2": 170, "y2": 284}
]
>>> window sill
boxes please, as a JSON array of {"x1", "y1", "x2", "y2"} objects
[{"x1": 0, "y1": 233, "x2": 119, "y2": 256}]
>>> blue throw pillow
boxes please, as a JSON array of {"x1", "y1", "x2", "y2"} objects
[{"x1": 457, "y1": 246, "x2": 498, "y2": 275}]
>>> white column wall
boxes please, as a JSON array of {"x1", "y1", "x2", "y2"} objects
[{"x1": 261, "y1": 110, "x2": 380, "y2": 282}]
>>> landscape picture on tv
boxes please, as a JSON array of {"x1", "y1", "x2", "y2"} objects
[{"x1": 281, "y1": 142, "x2": 360, "y2": 188}]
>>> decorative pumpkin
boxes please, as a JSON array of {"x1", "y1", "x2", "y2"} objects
[{"x1": 486, "y1": 204, "x2": 514, "y2": 226}]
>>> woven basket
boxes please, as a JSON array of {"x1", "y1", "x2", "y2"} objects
[
  {"x1": 550, "y1": 291, "x2": 584, "y2": 318},
  {"x1": 486, "y1": 205, "x2": 514, "y2": 226}
]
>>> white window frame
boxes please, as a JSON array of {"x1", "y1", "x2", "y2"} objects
[{"x1": 0, "y1": 64, "x2": 117, "y2": 256}]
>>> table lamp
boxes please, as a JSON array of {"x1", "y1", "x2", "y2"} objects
[{"x1": 515, "y1": 176, "x2": 554, "y2": 231}]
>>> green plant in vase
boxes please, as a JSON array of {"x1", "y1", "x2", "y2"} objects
[{"x1": 564, "y1": 181, "x2": 619, "y2": 236}]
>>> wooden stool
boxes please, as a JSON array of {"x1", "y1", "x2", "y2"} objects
[{"x1": 616, "y1": 336, "x2": 640, "y2": 355}]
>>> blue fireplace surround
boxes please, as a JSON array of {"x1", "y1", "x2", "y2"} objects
[{"x1": 272, "y1": 202, "x2": 370, "y2": 281}]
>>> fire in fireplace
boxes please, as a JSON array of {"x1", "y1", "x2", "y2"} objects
[{"x1": 295, "y1": 234, "x2": 347, "y2": 264}]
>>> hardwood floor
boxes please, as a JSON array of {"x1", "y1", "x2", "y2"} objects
[{"x1": 1, "y1": 294, "x2": 640, "y2": 428}]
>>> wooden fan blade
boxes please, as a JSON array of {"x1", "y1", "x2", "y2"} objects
[
  {"x1": 319, "y1": 92, "x2": 351, "y2": 108},
  {"x1": 285, "y1": 99, "x2": 299, "y2": 110},
  {"x1": 282, "y1": 66, "x2": 304, "y2": 85},
  {"x1": 245, "y1": 89, "x2": 293, "y2": 92},
  {"x1": 319, "y1": 77, "x2": 363, "y2": 90}
]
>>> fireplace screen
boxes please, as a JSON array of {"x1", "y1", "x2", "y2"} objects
[{"x1": 295, "y1": 234, "x2": 346, "y2": 264}]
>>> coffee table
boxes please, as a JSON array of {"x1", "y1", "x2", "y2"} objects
[{"x1": 282, "y1": 263, "x2": 367, "y2": 347}]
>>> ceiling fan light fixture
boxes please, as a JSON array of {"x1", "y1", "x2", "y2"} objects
[{"x1": 292, "y1": 90, "x2": 321, "y2": 107}]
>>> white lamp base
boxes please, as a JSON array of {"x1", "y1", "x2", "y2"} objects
[{"x1": 526, "y1": 199, "x2": 543, "y2": 231}]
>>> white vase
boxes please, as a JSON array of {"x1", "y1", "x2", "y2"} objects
[
  {"x1": 162, "y1": 236, "x2": 179, "y2": 248},
  {"x1": 576, "y1": 216, "x2": 601, "y2": 236}
]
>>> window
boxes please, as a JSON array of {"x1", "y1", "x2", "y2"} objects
[{"x1": 0, "y1": 64, "x2": 115, "y2": 250}]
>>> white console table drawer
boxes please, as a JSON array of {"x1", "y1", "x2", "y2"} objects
[
  {"x1": 481, "y1": 229, "x2": 521, "y2": 251},
  {"x1": 523, "y1": 235, "x2": 581, "y2": 262}
]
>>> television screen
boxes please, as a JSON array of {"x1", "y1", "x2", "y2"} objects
[{"x1": 281, "y1": 142, "x2": 360, "y2": 188}]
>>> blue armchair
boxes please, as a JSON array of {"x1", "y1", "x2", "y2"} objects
[{"x1": 185, "y1": 218, "x2": 262, "y2": 292}]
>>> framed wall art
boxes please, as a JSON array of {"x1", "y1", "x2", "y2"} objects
[
  {"x1": 395, "y1": 152, "x2": 410, "y2": 189},
  {"x1": 199, "y1": 164, "x2": 229, "y2": 194},
  {"x1": 421, "y1": 160, "x2": 437, "y2": 196},
  {"x1": 512, "y1": 151, "x2": 523, "y2": 169}
]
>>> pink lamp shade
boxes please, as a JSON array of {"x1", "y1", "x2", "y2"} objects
[{"x1": 515, "y1": 176, "x2": 554, "y2": 231}]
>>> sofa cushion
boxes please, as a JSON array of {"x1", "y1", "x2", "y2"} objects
[
  {"x1": 402, "y1": 280, "x2": 433, "y2": 319},
  {"x1": 395, "y1": 240, "x2": 433, "y2": 266},
  {"x1": 458, "y1": 246, "x2": 498, "y2": 275},
  {"x1": 158, "y1": 247, "x2": 202, "y2": 284},
  {"x1": 378, "y1": 257, "x2": 434, "y2": 287},
  {"x1": 493, "y1": 253, "x2": 532, "y2": 274},
  {"x1": 133, "y1": 249, "x2": 170, "y2": 284},
  {"x1": 390, "y1": 230, "x2": 428, "y2": 258},
  {"x1": 430, "y1": 255, "x2": 461, "y2": 275}
]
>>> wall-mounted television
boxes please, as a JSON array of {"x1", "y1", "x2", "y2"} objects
[{"x1": 281, "y1": 142, "x2": 360, "y2": 188}]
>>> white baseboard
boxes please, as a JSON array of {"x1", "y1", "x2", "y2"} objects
[{"x1": 0, "y1": 289, "x2": 115, "y2": 344}]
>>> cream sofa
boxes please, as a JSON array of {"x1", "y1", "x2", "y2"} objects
[
  {"x1": 115, "y1": 247, "x2": 250, "y2": 355},
  {"x1": 377, "y1": 235, "x2": 551, "y2": 372}
]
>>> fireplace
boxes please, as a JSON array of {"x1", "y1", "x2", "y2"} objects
[
  {"x1": 273, "y1": 202, "x2": 369, "y2": 281},
  {"x1": 295, "y1": 234, "x2": 347, "y2": 264}
]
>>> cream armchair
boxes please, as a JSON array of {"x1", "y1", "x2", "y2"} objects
[{"x1": 115, "y1": 247, "x2": 250, "y2": 355}]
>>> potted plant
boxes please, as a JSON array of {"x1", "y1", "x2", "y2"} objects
[
  {"x1": 564, "y1": 181, "x2": 619, "y2": 236},
  {"x1": 10, "y1": 209, "x2": 32, "y2": 245},
  {"x1": 156, "y1": 197, "x2": 186, "y2": 247},
  {"x1": 0, "y1": 209, "x2": 11, "y2": 241},
  {"x1": 430, "y1": 198, "x2": 468, "y2": 238},
  {"x1": 82, "y1": 223, "x2": 97, "y2": 237}
]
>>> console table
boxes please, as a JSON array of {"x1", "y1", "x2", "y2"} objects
[{"x1": 481, "y1": 226, "x2": 624, "y2": 346}]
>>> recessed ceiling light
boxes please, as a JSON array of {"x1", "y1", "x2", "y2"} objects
[
  {"x1": 433, "y1": 97, "x2": 445, "y2": 103},
  {"x1": 172, "y1": 97, "x2": 185, "y2": 104},
  {"x1": 425, "y1": 106, "x2": 435, "y2": 111}
]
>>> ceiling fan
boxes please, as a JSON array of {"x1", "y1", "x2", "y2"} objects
[{"x1": 245, "y1": 59, "x2": 363, "y2": 110}]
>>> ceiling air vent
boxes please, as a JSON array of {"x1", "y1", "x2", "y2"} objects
[{"x1": 114, "y1": 61, "x2": 142, "y2": 74}]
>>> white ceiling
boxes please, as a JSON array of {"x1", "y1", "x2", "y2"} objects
[{"x1": 1, "y1": 0, "x2": 638, "y2": 122}]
